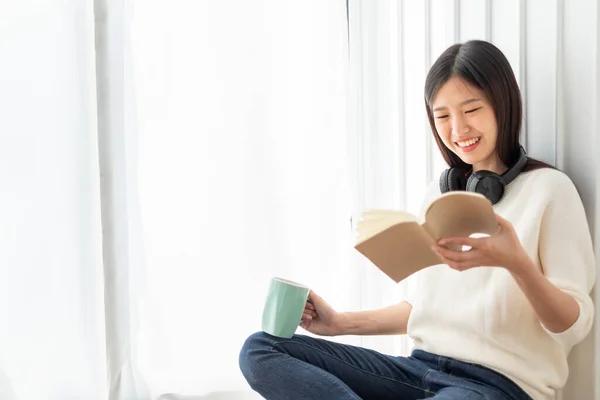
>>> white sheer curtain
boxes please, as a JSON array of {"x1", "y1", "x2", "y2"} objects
[
  {"x1": 129, "y1": 0, "x2": 359, "y2": 397},
  {"x1": 346, "y1": 0, "x2": 444, "y2": 357},
  {"x1": 0, "y1": 1, "x2": 106, "y2": 399},
  {"x1": 1, "y1": 0, "x2": 411, "y2": 398}
]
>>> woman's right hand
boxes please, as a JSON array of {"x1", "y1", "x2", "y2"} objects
[{"x1": 299, "y1": 290, "x2": 344, "y2": 336}]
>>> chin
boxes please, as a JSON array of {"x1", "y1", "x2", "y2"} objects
[
  {"x1": 451, "y1": 150, "x2": 478, "y2": 165},
  {"x1": 456, "y1": 154, "x2": 481, "y2": 166}
]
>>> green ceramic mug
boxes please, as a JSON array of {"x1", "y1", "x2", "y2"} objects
[{"x1": 261, "y1": 277, "x2": 310, "y2": 338}]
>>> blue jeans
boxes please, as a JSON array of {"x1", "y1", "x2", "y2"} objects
[{"x1": 239, "y1": 332, "x2": 532, "y2": 399}]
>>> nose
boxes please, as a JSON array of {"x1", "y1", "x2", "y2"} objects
[{"x1": 451, "y1": 114, "x2": 470, "y2": 136}]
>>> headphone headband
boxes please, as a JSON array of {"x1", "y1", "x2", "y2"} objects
[{"x1": 500, "y1": 146, "x2": 527, "y2": 186}]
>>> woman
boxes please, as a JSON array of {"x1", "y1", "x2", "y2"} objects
[{"x1": 238, "y1": 40, "x2": 596, "y2": 400}]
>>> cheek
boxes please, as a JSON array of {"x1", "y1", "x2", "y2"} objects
[{"x1": 473, "y1": 113, "x2": 497, "y2": 137}]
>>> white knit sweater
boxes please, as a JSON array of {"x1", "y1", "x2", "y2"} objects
[{"x1": 406, "y1": 167, "x2": 596, "y2": 399}]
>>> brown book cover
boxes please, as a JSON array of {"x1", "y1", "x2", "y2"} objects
[{"x1": 354, "y1": 191, "x2": 498, "y2": 283}]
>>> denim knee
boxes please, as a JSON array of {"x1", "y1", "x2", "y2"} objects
[{"x1": 239, "y1": 331, "x2": 273, "y2": 388}]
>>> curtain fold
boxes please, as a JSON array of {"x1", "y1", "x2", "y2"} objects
[{"x1": 94, "y1": 0, "x2": 150, "y2": 398}]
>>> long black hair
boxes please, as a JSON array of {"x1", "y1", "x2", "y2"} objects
[{"x1": 424, "y1": 40, "x2": 553, "y2": 173}]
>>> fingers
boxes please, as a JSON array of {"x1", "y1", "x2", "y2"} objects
[
  {"x1": 495, "y1": 213, "x2": 515, "y2": 233},
  {"x1": 438, "y1": 236, "x2": 485, "y2": 248},
  {"x1": 308, "y1": 290, "x2": 321, "y2": 303},
  {"x1": 306, "y1": 290, "x2": 324, "y2": 311},
  {"x1": 495, "y1": 213, "x2": 508, "y2": 225},
  {"x1": 301, "y1": 310, "x2": 317, "y2": 323},
  {"x1": 432, "y1": 244, "x2": 477, "y2": 262},
  {"x1": 432, "y1": 244, "x2": 482, "y2": 271},
  {"x1": 304, "y1": 302, "x2": 316, "y2": 319},
  {"x1": 433, "y1": 247, "x2": 476, "y2": 269},
  {"x1": 446, "y1": 261, "x2": 475, "y2": 271}
]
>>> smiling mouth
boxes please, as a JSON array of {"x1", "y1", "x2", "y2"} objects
[{"x1": 455, "y1": 137, "x2": 480, "y2": 148}]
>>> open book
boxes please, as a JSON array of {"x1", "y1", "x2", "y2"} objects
[{"x1": 354, "y1": 191, "x2": 498, "y2": 283}]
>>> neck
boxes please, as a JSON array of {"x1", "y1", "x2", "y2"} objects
[{"x1": 472, "y1": 159, "x2": 508, "y2": 175}]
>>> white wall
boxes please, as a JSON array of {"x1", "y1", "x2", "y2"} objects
[{"x1": 349, "y1": 0, "x2": 600, "y2": 398}]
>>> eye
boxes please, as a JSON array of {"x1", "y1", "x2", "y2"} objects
[
  {"x1": 465, "y1": 107, "x2": 482, "y2": 114},
  {"x1": 435, "y1": 114, "x2": 449, "y2": 119}
]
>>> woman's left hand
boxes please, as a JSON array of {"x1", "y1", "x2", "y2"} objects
[{"x1": 431, "y1": 213, "x2": 533, "y2": 273}]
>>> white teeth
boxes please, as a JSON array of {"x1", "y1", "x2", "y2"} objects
[{"x1": 457, "y1": 137, "x2": 480, "y2": 147}]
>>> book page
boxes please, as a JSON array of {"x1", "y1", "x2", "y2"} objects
[
  {"x1": 422, "y1": 191, "x2": 497, "y2": 242},
  {"x1": 355, "y1": 209, "x2": 417, "y2": 244}
]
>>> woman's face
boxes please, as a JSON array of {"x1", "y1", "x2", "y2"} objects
[{"x1": 431, "y1": 76, "x2": 504, "y2": 173}]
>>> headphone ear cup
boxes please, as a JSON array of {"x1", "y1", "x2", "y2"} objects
[
  {"x1": 440, "y1": 168, "x2": 467, "y2": 193},
  {"x1": 439, "y1": 169, "x2": 451, "y2": 193},
  {"x1": 466, "y1": 171, "x2": 506, "y2": 205}
]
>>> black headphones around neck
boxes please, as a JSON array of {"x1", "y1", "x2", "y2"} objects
[{"x1": 439, "y1": 146, "x2": 528, "y2": 205}]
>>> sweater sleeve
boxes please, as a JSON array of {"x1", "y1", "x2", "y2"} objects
[{"x1": 537, "y1": 172, "x2": 596, "y2": 351}]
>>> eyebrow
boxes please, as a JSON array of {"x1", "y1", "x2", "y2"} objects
[{"x1": 433, "y1": 98, "x2": 483, "y2": 112}]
